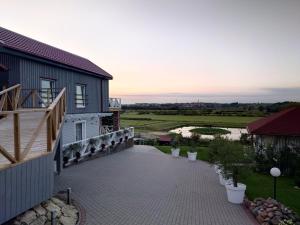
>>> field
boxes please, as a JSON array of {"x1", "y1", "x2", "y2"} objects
[{"x1": 121, "y1": 111, "x2": 261, "y2": 133}]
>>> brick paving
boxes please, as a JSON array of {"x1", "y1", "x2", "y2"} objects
[{"x1": 55, "y1": 145, "x2": 254, "y2": 225}]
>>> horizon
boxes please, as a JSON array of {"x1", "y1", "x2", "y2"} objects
[{"x1": 1, "y1": 0, "x2": 300, "y2": 104}]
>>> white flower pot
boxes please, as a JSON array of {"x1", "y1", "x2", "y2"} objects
[
  {"x1": 187, "y1": 152, "x2": 197, "y2": 161},
  {"x1": 218, "y1": 171, "x2": 226, "y2": 185},
  {"x1": 225, "y1": 183, "x2": 246, "y2": 204},
  {"x1": 214, "y1": 165, "x2": 220, "y2": 173},
  {"x1": 171, "y1": 148, "x2": 180, "y2": 157}
]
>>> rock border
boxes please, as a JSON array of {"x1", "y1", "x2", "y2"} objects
[
  {"x1": 7, "y1": 195, "x2": 82, "y2": 225},
  {"x1": 244, "y1": 197, "x2": 300, "y2": 225}
]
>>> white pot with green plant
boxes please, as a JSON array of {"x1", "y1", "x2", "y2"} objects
[
  {"x1": 171, "y1": 134, "x2": 181, "y2": 157},
  {"x1": 209, "y1": 137, "x2": 253, "y2": 204},
  {"x1": 187, "y1": 148, "x2": 197, "y2": 161}
]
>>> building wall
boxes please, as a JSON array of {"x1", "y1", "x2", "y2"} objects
[
  {"x1": 0, "y1": 53, "x2": 20, "y2": 88},
  {"x1": 62, "y1": 113, "x2": 100, "y2": 145},
  {"x1": 255, "y1": 135, "x2": 300, "y2": 151},
  {"x1": 18, "y1": 57, "x2": 109, "y2": 113},
  {"x1": 0, "y1": 153, "x2": 54, "y2": 224}
]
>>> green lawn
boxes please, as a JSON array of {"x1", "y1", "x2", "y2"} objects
[
  {"x1": 155, "y1": 145, "x2": 300, "y2": 215},
  {"x1": 121, "y1": 112, "x2": 261, "y2": 132},
  {"x1": 155, "y1": 145, "x2": 210, "y2": 162},
  {"x1": 190, "y1": 127, "x2": 231, "y2": 135},
  {"x1": 241, "y1": 173, "x2": 300, "y2": 215}
]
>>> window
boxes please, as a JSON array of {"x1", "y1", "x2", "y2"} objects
[
  {"x1": 40, "y1": 79, "x2": 55, "y2": 106},
  {"x1": 75, "y1": 121, "x2": 86, "y2": 141},
  {"x1": 75, "y1": 84, "x2": 86, "y2": 108}
]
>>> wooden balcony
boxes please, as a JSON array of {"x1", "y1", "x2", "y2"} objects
[
  {"x1": 0, "y1": 84, "x2": 66, "y2": 170},
  {"x1": 109, "y1": 98, "x2": 121, "y2": 111}
]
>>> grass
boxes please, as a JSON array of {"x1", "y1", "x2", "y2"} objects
[
  {"x1": 190, "y1": 127, "x2": 231, "y2": 135},
  {"x1": 241, "y1": 173, "x2": 300, "y2": 215},
  {"x1": 155, "y1": 145, "x2": 300, "y2": 215},
  {"x1": 121, "y1": 112, "x2": 261, "y2": 132},
  {"x1": 155, "y1": 145, "x2": 210, "y2": 162}
]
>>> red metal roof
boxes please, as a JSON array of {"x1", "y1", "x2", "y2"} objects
[
  {"x1": 0, "y1": 27, "x2": 112, "y2": 79},
  {"x1": 247, "y1": 107, "x2": 300, "y2": 136}
]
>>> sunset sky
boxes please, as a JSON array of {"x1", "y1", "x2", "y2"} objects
[{"x1": 1, "y1": 0, "x2": 300, "y2": 103}]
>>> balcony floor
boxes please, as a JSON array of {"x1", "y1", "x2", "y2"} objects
[{"x1": 0, "y1": 112, "x2": 47, "y2": 168}]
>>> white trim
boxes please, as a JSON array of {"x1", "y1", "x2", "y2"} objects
[{"x1": 74, "y1": 120, "x2": 86, "y2": 141}]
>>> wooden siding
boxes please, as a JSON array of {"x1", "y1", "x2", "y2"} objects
[
  {"x1": 0, "y1": 53, "x2": 20, "y2": 88},
  {"x1": 18, "y1": 57, "x2": 109, "y2": 114},
  {"x1": 0, "y1": 153, "x2": 54, "y2": 224}
]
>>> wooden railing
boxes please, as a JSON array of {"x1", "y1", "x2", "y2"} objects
[
  {"x1": 0, "y1": 84, "x2": 21, "y2": 112},
  {"x1": 109, "y1": 98, "x2": 121, "y2": 110},
  {"x1": 0, "y1": 84, "x2": 66, "y2": 165}
]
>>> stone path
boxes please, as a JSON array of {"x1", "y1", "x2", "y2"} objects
[{"x1": 55, "y1": 145, "x2": 254, "y2": 225}]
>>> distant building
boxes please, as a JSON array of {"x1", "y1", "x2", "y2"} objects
[
  {"x1": 158, "y1": 135, "x2": 172, "y2": 145},
  {"x1": 247, "y1": 107, "x2": 300, "y2": 152}
]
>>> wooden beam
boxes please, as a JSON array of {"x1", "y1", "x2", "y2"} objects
[
  {"x1": 13, "y1": 86, "x2": 21, "y2": 110},
  {"x1": 47, "y1": 114, "x2": 52, "y2": 152},
  {"x1": 0, "y1": 144, "x2": 17, "y2": 163},
  {"x1": 0, "y1": 93, "x2": 7, "y2": 111},
  {"x1": 21, "y1": 113, "x2": 49, "y2": 160},
  {"x1": 20, "y1": 90, "x2": 33, "y2": 107},
  {"x1": 47, "y1": 88, "x2": 66, "y2": 111},
  {"x1": 0, "y1": 84, "x2": 21, "y2": 96},
  {"x1": 13, "y1": 113, "x2": 21, "y2": 161}
]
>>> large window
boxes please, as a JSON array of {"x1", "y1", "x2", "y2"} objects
[
  {"x1": 40, "y1": 79, "x2": 55, "y2": 106},
  {"x1": 75, "y1": 84, "x2": 86, "y2": 108}
]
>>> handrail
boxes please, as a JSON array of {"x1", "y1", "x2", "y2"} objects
[
  {"x1": 47, "y1": 88, "x2": 66, "y2": 111},
  {"x1": 0, "y1": 84, "x2": 20, "y2": 96},
  {"x1": 0, "y1": 85, "x2": 67, "y2": 167}
]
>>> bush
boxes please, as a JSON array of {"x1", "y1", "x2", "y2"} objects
[{"x1": 209, "y1": 137, "x2": 254, "y2": 187}]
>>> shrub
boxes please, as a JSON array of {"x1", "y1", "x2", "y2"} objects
[{"x1": 209, "y1": 137, "x2": 254, "y2": 187}]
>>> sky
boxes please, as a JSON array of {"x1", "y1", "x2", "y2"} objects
[{"x1": 1, "y1": 0, "x2": 300, "y2": 103}]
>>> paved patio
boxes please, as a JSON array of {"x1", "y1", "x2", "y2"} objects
[{"x1": 54, "y1": 145, "x2": 254, "y2": 225}]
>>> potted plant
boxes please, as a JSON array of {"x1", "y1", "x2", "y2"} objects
[
  {"x1": 171, "y1": 134, "x2": 181, "y2": 157},
  {"x1": 115, "y1": 131, "x2": 123, "y2": 143},
  {"x1": 124, "y1": 129, "x2": 130, "y2": 141},
  {"x1": 63, "y1": 147, "x2": 72, "y2": 168},
  {"x1": 210, "y1": 138, "x2": 253, "y2": 204},
  {"x1": 100, "y1": 135, "x2": 109, "y2": 151},
  {"x1": 187, "y1": 147, "x2": 197, "y2": 161},
  {"x1": 88, "y1": 138, "x2": 98, "y2": 155},
  {"x1": 67, "y1": 142, "x2": 82, "y2": 163}
]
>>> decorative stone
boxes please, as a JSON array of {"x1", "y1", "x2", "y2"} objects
[
  {"x1": 30, "y1": 216, "x2": 47, "y2": 225},
  {"x1": 51, "y1": 197, "x2": 66, "y2": 208},
  {"x1": 33, "y1": 205, "x2": 47, "y2": 216},
  {"x1": 62, "y1": 205, "x2": 78, "y2": 217},
  {"x1": 45, "y1": 201, "x2": 62, "y2": 217},
  {"x1": 59, "y1": 215, "x2": 77, "y2": 225},
  {"x1": 270, "y1": 216, "x2": 281, "y2": 225},
  {"x1": 19, "y1": 210, "x2": 37, "y2": 224}
]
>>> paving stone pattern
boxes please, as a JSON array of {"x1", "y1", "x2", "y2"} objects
[{"x1": 55, "y1": 145, "x2": 254, "y2": 225}]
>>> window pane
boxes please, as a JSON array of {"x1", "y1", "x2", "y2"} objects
[
  {"x1": 41, "y1": 79, "x2": 55, "y2": 107},
  {"x1": 75, "y1": 123, "x2": 83, "y2": 141},
  {"x1": 76, "y1": 84, "x2": 86, "y2": 108}
]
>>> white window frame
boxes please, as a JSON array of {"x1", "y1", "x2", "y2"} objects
[
  {"x1": 40, "y1": 78, "x2": 56, "y2": 107},
  {"x1": 74, "y1": 120, "x2": 86, "y2": 142},
  {"x1": 75, "y1": 84, "x2": 86, "y2": 108}
]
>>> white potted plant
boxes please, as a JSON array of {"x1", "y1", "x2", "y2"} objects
[
  {"x1": 209, "y1": 137, "x2": 253, "y2": 204},
  {"x1": 171, "y1": 134, "x2": 181, "y2": 157},
  {"x1": 187, "y1": 147, "x2": 197, "y2": 161}
]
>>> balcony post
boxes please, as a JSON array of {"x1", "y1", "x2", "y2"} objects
[{"x1": 13, "y1": 112, "x2": 21, "y2": 161}]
